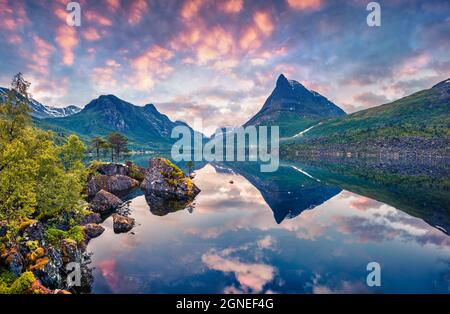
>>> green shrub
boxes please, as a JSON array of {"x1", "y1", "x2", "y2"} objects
[
  {"x1": 128, "y1": 164, "x2": 144, "y2": 182},
  {"x1": 0, "y1": 270, "x2": 36, "y2": 294},
  {"x1": 44, "y1": 226, "x2": 85, "y2": 246}
]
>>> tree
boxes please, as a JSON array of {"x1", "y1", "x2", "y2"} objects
[
  {"x1": 0, "y1": 74, "x2": 87, "y2": 234},
  {"x1": 60, "y1": 134, "x2": 86, "y2": 171},
  {"x1": 107, "y1": 132, "x2": 128, "y2": 162},
  {"x1": 91, "y1": 137, "x2": 106, "y2": 159},
  {"x1": 100, "y1": 141, "x2": 110, "y2": 158},
  {"x1": 0, "y1": 73, "x2": 32, "y2": 145}
]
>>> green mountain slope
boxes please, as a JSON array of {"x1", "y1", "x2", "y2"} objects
[
  {"x1": 37, "y1": 95, "x2": 195, "y2": 150},
  {"x1": 292, "y1": 78, "x2": 450, "y2": 144}
]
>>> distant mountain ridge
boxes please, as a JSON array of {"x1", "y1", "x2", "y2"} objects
[
  {"x1": 244, "y1": 74, "x2": 346, "y2": 137},
  {"x1": 38, "y1": 94, "x2": 198, "y2": 150},
  {"x1": 0, "y1": 87, "x2": 81, "y2": 118}
]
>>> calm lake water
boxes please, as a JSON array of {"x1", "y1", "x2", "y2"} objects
[{"x1": 87, "y1": 158, "x2": 450, "y2": 294}]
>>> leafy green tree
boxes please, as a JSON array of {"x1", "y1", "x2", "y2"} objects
[
  {"x1": 59, "y1": 134, "x2": 86, "y2": 171},
  {"x1": 0, "y1": 74, "x2": 87, "y2": 233},
  {"x1": 91, "y1": 137, "x2": 106, "y2": 159},
  {"x1": 107, "y1": 132, "x2": 128, "y2": 162}
]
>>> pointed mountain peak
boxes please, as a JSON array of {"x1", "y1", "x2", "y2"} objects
[
  {"x1": 275, "y1": 74, "x2": 308, "y2": 93},
  {"x1": 276, "y1": 74, "x2": 292, "y2": 89}
]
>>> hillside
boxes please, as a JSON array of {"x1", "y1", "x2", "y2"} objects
[
  {"x1": 283, "y1": 78, "x2": 450, "y2": 156},
  {"x1": 38, "y1": 95, "x2": 196, "y2": 150}
]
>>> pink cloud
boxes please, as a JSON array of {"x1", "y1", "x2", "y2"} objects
[
  {"x1": 85, "y1": 10, "x2": 113, "y2": 26},
  {"x1": 83, "y1": 27, "x2": 101, "y2": 41},
  {"x1": 131, "y1": 45, "x2": 175, "y2": 90},
  {"x1": 202, "y1": 249, "x2": 276, "y2": 293},
  {"x1": 254, "y1": 11, "x2": 274, "y2": 36},
  {"x1": 127, "y1": 0, "x2": 149, "y2": 25},
  {"x1": 0, "y1": 0, "x2": 28, "y2": 30},
  {"x1": 106, "y1": 0, "x2": 121, "y2": 12},
  {"x1": 27, "y1": 36, "x2": 55, "y2": 75},
  {"x1": 181, "y1": 0, "x2": 204, "y2": 20},
  {"x1": 397, "y1": 53, "x2": 431, "y2": 76},
  {"x1": 220, "y1": 0, "x2": 244, "y2": 14},
  {"x1": 55, "y1": 25, "x2": 79, "y2": 65},
  {"x1": 287, "y1": 0, "x2": 323, "y2": 10},
  {"x1": 240, "y1": 27, "x2": 261, "y2": 50},
  {"x1": 349, "y1": 196, "x2": 383, "y2": 211}
]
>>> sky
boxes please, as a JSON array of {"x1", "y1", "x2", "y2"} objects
[{"x1": 0, "y1": 0, "x2": 449, "y2": 135}]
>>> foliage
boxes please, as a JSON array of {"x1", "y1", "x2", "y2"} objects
[
  {"x1": 44, "y1": 226, "x2": 85, "y2": 246},
  {"x1": 91, "y1": 136, "x2": 106, "y2": 159},
  {"x1": 0, "y1": 74, "x2": 87, "y2": 236},
  {"x1": 127, "y1": 163, "x2": 144, "y2": 182},
  {"x1": 108, "y1": 132, "x2": 128, "y2": 161},
  {"x1": 0, "y1": 271, "x2": 36, "y2": 294}
]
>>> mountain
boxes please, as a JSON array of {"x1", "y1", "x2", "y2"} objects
[
  {"x1": 284, "y1": 77, "x2": 450, "y2": 152},
  {"x1": 0, "y1": 87, "x2": 81, "y2": 118},
  {"x1": 38, "y1": 94, "x2": 196, "y2": 150},
  {"x1": 244, "y1": 74, "x2": 346, "y2": 137}
]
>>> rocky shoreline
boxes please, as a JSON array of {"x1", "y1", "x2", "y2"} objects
[
  {"x1": 282, "y1": 136, "x2": 450, "y2": 160},
  {"x1": 0, "y1": 158, "x2": 200, "y2": 294}
]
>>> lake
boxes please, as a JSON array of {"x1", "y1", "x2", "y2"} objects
[{"x1": 86, "y1": 157, "x2": 450, "y2": 293}]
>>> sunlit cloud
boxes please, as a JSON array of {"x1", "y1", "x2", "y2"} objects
[
  {"x1": 202, "y1": 246, "x2": 276, "y2": 293},
  {"x1": 220, "y1": 0, "x2": 244, "y2": 14},
  {"x1": 286, "y1": 0, "x2": 323, "y2": 11},
  {"x1": 55, "y1": 25, "x2": 79, "y2": 65},
  {"x1": 131, "y1": 45, "x2": 175, "y2": 90},
  {"x1": 83, "y1": 27, "x2": 102, "y2": 41},
  {"x1": 181, "y1": 0, "x2": 204, "y2": 20},
  {"x1": 127, "y1": 0, "x2": 149, "y2": 25}
]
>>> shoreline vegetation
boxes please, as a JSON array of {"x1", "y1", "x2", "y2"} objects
[{"x1": 0, "y1": 74, "x2": 199, "y2": 293}]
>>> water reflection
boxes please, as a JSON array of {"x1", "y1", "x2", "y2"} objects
[
  {"x1": 87, "y1": 161, "x2": 450, "y2": 294},
  {"x1": 144, "y1": 192, "x2": 194, "y2": 216}
]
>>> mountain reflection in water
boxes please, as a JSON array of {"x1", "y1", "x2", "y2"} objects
[{"x1": 87, "y1": 160, "x2": 450, "y2": 294}]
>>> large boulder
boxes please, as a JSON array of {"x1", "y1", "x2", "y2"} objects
[
  {"x1": 19, "y1": 220, "x2": 44, "y2": 244},
  {"x1": 87, "y1": 174, "x2": 139, "y2": 197},
  {"x1": 140, "y1": 158, "x2": 200, "y2": 200},
  {"x1": 90, "y1": 190, "x2": 123, "y2": 214},
  {"x1": 84, "y1": 223, "x2": 105, "y2": 239},
  {"x1": 80, "y1": 212, "x2": 102, "y2": 225},
  {"x1": 112, "y1": 214, "x2": 135, "y2": 234},
  {"x1": 96, "y1": 163, "x2": 129, "y2": 176}
]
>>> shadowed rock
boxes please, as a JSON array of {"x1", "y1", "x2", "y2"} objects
[
  {"x1": 141, "y1": 158, "x2": 200, "y2": 200},
  {"x1": 84, "y1": 224, "x2": 105, "y2": 239},
  {"x1": 96, "y1": 163, "x2": 129, "y2": 176},
  {"x1": 112, "y1": 214, "x2": 135, "y2": 233},
  {"x1": 87, "y1": 174, "x2": 139, "y2": 197},
  {"x1": 91, "y1": 190, "x2": 123, "y2": 214}
]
